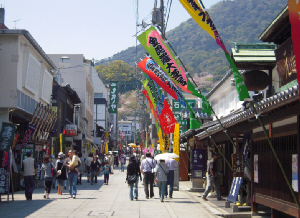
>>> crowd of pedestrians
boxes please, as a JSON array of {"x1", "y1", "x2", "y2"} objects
[{"x1": 21, "y1": 149, "x2": 178, "y2": 203}]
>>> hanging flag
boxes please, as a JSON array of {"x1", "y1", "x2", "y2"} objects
[
  {"x1": 137, "y1": 26, "x2": 200, "y2": 97},
  {"x1": 12, "y1": 134, "x2": 19, "y2": 152},
  {"x1": 189, "y1": 113, "x2": 201, "y2": 129},
  {"x1": 179, "y1": 0, "x2": 250, "y2": 101},
  {"x1": 159, "y1": 99, "x2": 177, "y2": 134},
  {"x1": 22, "y1": 124, "x2": 36, "y2": 148},
  {"x1": 173, "y1": 124, "x2": 180, "y2": 162},
  {"x1": 288, "y1": 0, "x2": 300, "y2": 99},
  {"x1": 138, "y1": 57, "x2": 186, "y2": 107},
  {"x1": 164, "y1": 134, "x2": 170, "y2": 151},
  {"x1": 59, "y1": 133, "x2": 63, "y2": 152}
]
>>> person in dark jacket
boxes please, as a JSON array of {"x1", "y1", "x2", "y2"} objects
[
  {"x1": 56, "y1": 152, "x2": 67, "y2": 195},
  {"x1": 91, "y1": 155, "x2": 101, "y2": 185},
  {"x1": 126, "y1": 155, "x2": 142, "y2": 201}
]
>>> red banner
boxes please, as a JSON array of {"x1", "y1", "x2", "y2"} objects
[
  {"x1": 289, "y1": 0, "x2": 300, "y2": 100},
  {"x1": 159, "y1": 100, "x2": 177, "y2": 134},
  {"x1": 138, "y1": 57, "x2": 186, "y2": 107}
]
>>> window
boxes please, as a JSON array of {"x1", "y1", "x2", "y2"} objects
[
  {"x1": 59, "y1": 56, "x2": 71, "y2": 63},
  {"x1": 94, "y1": 93, "x2": 103, "y2": 98}
]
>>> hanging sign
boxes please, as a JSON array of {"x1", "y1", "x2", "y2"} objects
[
  {"x1": 65, "y1": 124, "x2": 77, "y2": 136},
  {"x1": 173, "y1": 124, "x2": 180, "y2": 162},
  {"x1": 22, "y1": 124, "x2": 36, "y2": 147},
  {"x1": 232, "y1": 152, "x2": 244, "y2": 177},
  {"x1": 192, "y1": 149, "x2": 204, "y2": 178},
  {"x1": 109, "y1": 81, "x2": 118, "y2": 113},
  {"x1": 164, "y1": 134, "x2": 169, "y2": 151}
]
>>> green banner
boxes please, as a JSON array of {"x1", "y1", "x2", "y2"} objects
[
  {"x1": 225, "y1": 53, "x2": 250, "y2": 101},
  {"x1": 109, "y1": 81, "x2": 117, "y2": 113},
  {"x1": 0, "y1": 122, "x2": 17, "y2": 152}
]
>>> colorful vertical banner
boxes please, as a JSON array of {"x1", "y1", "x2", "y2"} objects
[
  {"x1": 12, "y1": 134, "x2": 19, "y2": 152},
  {"x1": 22, "y1": 124, "x2": 36, "y2": 147},
  {"x1": 105, "y1": 141, "x2": 108, "y2": 154},
  {"x1": 137, "y1": 57, "x2": 186, "y2": 107},
  {"x1": 179, "y1": 0, "x2": 250, "y2": 101},
  {"x1": 158, "y1": 128, "x2": 164, "y2": 153},
  {"x1": 109, "y1": 81, "x2": 118, "y2": 113},
  {"x1": 0, "y1": 122, "x2": 17, "y2": 152},
  {"x1": 59, "y1": 133, "x2": 63, "y2": 152},
  {"x1": 288, "y1": 0, "x2": 300, "y2": 98},
  {"x1": 137, "y1": 26, "x2": 200, "y2": 97},
  {"x1": 173, "y1": 124, "x2": 180, "y2": 162}
]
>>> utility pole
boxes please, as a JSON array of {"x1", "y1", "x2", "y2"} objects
[{"x1": 160, "y1": 0, "x2": 165, "y2": 39}]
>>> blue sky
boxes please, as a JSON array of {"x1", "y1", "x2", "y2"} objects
[{"x1": 0, "y1": 0, "x2": 221, "y2": 60}]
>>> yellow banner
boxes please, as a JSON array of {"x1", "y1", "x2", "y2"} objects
[
  {"x1": 105, "y1": 141, "x2": 108, "y2": 154},
  {"x1": 173, "y1": 124, "x2": 180, "y2": 162},
  {"x1": 158, "y1": 128, "x2": 165, "y2": 153},
  {"x1": 164, "y1": 134, "x2": 169, "y2": 151},
  {"x1": 179, "y1": 0, "x2": 215, "y2": 39},
  {"x1": 152, "y1": 143, "x2": 154, "y2": 149},
  {"x1": 59, "y1": 133, "x2": 62, "y2": 152}
]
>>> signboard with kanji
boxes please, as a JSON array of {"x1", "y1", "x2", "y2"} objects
[
  {"x1": 0, "y1": 122, "x2": 17, "y2": 152},
  {"x1": 172, "y1": 99, "x2": 195, "y2": 111},
  {"x1": 0, "y1": 151, "x2": 10, "y2": 195},
  {"x1": 232, "y1": 152, "x2": 244, "y2": 177},
  {"x1": 192, "y1": 149, "x2": 204, "y2": 178},
  {"x1": 109, "y1": 81, "x2": 117, "y2": 113},
  {"x1": 65, "y1": 124, "x2": 77, "y2": 136}
]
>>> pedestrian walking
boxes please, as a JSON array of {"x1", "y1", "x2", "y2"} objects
[
  {"x1": 154, "y1": 159, "x2": 169, "y2": 202},
  {"x1": 140, "y1": 152, "x2": 156, "y2": 199},
  {"x1": 56, "y1": 152, "x2": 67, "y2": 195},
  {"x1": 91, "y1": 155, "x2": 101, "y2": 185},
  {"x1": 77, "y1": 152, "x2": 84, "y2": 185},
  {"x1": 119, "y1": 154, "x2": 126, "y2": 172},
  {"x1": 202, "y1": 152, "x2": 223, "y2": 201},
  {"x1": 165, "y1": 158, "x2": 178, "y2": 199},
  {"x1": 126, "y1": 155, "x2": 142, "y2": 201},
  {"x1": 50, "y1": 155, "x2": 57, "y2": 189},
  {"x1": 103, "y1": 162, "x2": 111, "y2": 185},
  {"x1": 85, "y1": 153, "x2": 93, "y2": 182},
  {"x1": 41, "y1": 156, "x2": 56, "y2": 199},
  {"x1": 21, "y1": 151, "x2": 37, "y2": 200},
  {"x1": 64, "y1": 150, "x2": 81, "y2": 199}
]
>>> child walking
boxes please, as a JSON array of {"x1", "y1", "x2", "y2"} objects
[{"x1": 103, "y1": 162, "x2": 111, "y2": 185}]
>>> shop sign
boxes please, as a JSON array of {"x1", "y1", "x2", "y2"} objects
[
  {"x1": 275, "y1": 38, "x2": 297, "y2": 88},
  {"x1": 0, "y1": 122, "x2": 17, "y2": 152},
  {"x1": 192, "y1": 149, "x2": 204, "y2": 178},
  {"x1": 109, "y1": 82, "x2": 118, "y2": 113},
  {"x1": 227, "y1": 177, "x2": 243, "y2": 203},
  {"x1": 154, "y1": 150, "x2": 162, "y2": 156},
  {"x1": 0, "y1": 151, "x2": 10, "y2": 195},
  {"x1": 232, "y1": 152, "x2": 244, "y2": 177},
  {"x1": 22, "y1": 124, "x2": 36, "y2": 147},
  {"x1": 172, "y1": 99, "x2": 195, "y2": 112},
  {"x1": 65, "y1": 124, "x2": 77, "y2": 136}
]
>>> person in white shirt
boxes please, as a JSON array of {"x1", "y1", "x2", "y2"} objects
[
  {"x1": 154, "y1": 159, "x2": 169, "y2": 202},
  {"x1": 165, "y1": 158, "x2": 178, "y2": 198},
  {"x1": 140, "y1": 152, "x2": 156, "y2": 198},
  {"x1": 85, "y1": 153, "x2": 93, "y2": 182}
]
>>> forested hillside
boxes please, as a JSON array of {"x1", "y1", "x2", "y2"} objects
[{"x1": 96, "y1": 0, "x2": 286, "y2": 92}]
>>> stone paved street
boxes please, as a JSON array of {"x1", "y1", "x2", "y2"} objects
[{"x1": 0, "y1": 165, "x2": 218, "y2": 218}]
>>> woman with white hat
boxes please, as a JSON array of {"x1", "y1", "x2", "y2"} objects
[{"x1": 56, "y1": 152, "x2": 67, "y2": 195}]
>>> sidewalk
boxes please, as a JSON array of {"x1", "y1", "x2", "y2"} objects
[
  {"x1": 180, "y1": 181, "x2": 271, "y2": 218},
  {"x1": 0, "y1": 166, "x2": 218, "y2": 218}
]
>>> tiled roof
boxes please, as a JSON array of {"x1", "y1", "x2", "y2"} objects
[{"x1": 196, "y1": 85, "x2": 299, "y2": 140}]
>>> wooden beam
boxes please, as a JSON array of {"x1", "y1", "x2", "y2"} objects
[{"x1": 253, "y1": 193, "x2": 298, "y2": 217}]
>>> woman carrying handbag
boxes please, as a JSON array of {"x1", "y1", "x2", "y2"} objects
[
  {"x1": 56, "y1": 152, "x2": 67, "y2": 195},
  {"x1": 126, "y1": 155, "x2": 142, "y2": 201},
  {"x1": 41, "y1": 156, "x2": 57, "y2": 199}
]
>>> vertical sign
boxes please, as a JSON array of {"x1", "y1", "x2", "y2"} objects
[
  {"x1": 0, "y1": 122, "x2": 17, "y2": 152},
  {"x1": 164, "y1": 134, "x2": 169, "y2": 151},
  {"x1": 173, "y1": 124, "x2": 179, "y2": 162},
  {"x1": 254, "y1": 154, "x2": 259, "y2": 183},
  {"x1": 59, "y1": 133, "x2": 63, "y2": 152},
  {"x1": 232, "y1": 152, "x2": 244, "y2": 177},
  {"x1": 292, "y1": 154, "x2": 298, "y2": 192},
  {"x1": 0, "y1": 151, "x2": 9, "y2": 195},
  {"x1": 109, "y1": 81, "x2": 117, "y2": 113},
  {"x1": 227, "y1": 177, "x2": 243, "y2": 203},
  {"x1": 192, "y1": 149, "x2": 204, "y2": 178},
  {"x1": 158, "y1": 129, "x2": 164, "y2": 153}
]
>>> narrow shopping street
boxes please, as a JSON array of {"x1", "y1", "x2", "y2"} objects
[{"x1": 0, "y1": 165, "x2": 218, "y2": 218}]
